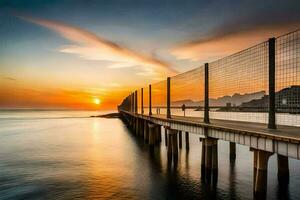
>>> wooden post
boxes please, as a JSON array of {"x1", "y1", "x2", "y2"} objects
[
  {"x1": 149, "y1": 84, "x2": 152, "y2": 116},
  {"x1": 167, "y1": 77, "x2": 171, "y2": 118},
  {"x1": 268, "y1": 38, "x2": 276, "y2": 129},
  {"x1": 204, "y1": 63, "x2": 209, "y2": 123}
]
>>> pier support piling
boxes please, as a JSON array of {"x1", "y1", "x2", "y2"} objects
[
  {"x1": 201, "y1": 138, "x2": 206, "y2": 180},
  {"x1": 167, "y1": 130, "x2": 173, "y2": 160},
  {"x1": 140, "y1": 119, "x2": 144, "y2": 138},
  {"x1": 178, "y1": 131, "x2": 182, "y2": 149},
  {"x1": 205, "y1": 138, "x2": 213, "y2": 183},
  {"x1": 148, "y1": 124, "x2": 155, "y2": 150},
  {"x1": 165, "y1": 128, "x2": 168, "y2": 146},
  {"x1": 277, "y1": 155, "x2": 289, "y2": 185},
  {"x1": 230, "y1": 142, "x2": 236, "y2": 162},
  {"x1": 172, "y1": 131, "x2": 178, "y2": 160},
  {"x1": 254, "y1": 150, "x2": 273, "y2": 200},
  {"x1": 212, "y1": 139, "x2": 218, "y2": 185},
  {"x1": 144, "y1": 121, "x2": 149, "y2": 144},
  {"x1": 185, "y1": 132, "x2": 189, "y2": 150},
  {"x1": 157, "y1": 126, "x2": 161, "y2": 143},
  {"x1": 167, "y1": 129, "x2": 178, "y2": 161}
]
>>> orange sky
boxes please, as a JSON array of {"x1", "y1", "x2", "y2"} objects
[{"x1": 1, "y1": 11, "x2": 299, "y2": 110}]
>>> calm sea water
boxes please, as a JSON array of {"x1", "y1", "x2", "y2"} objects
[{"x1": 0, "y1": 110, "x2": 300, "y2": 200}]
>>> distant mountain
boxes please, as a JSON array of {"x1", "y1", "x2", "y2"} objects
[
  {"x1": 209, "y1": 91, "x2": 265, "y2": 107},
  {"x1": 171, "y1": 99, "x2": 199, "y2": 106},
  {"x1": 171, "y1": 91, "x2": 266, "y2": 107}
]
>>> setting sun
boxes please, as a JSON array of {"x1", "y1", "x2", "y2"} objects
[{"x1": 94, "y1": 98, "x2": 101, "y2": 105}]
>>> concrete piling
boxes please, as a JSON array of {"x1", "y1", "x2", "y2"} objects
[
  {"x1": 205, "y1": 138, "x2": 213, "y2": 183},
  {"x1": 212, "y1": 139, "x2": 218, "y2": 184},
  {"x1": 230, "y1": 142, "x2": 236, "y2": 161},
  {"x1": 185, "y1": 132, "x2": 189, "y2": 150},
  {"x1": 172, "y1": 131, "x2": 178, "y2": 160},
  {"x1": 144, "y1": 120, "x2": 149, "y2": 144},
  {"x1": 167, "y1": 129, "x2": 173, "y2": 160},
  {"x1": 148, "y1": 124, "x2": 155, "y2": 150},
  {"x1": 254, "y1": 150, "x2": 273, "y2": 200},
  {"x1": 277, "y1": 155, "x2": 289, "y2": 185},
  {"x1": 253, "y1": 149, "x2": 258, "y2": 190},
  {"x1": 201, "y1": 138, "x2": 206, "y2": 180},
  {"x1": 165, "y1": 128, "x2": 168, "y2": 146},
  {"x1": 166, "y1": 129, "x2": 179, "y2": 162},
  {"x1": 157, "y1": 126, "x2": 161, "y2": 143},
  {"x1": 178, "y1": 131, "x2": 182, "y2": 149},
  {"x1": 140, "y1": 119, "x2": 144, "y2": 138}
]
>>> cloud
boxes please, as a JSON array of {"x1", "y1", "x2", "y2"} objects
[
  {"x1": 3, "y1": 77, "x2": 16, "y2": 81},
  {"x1": 18, "y1": 15, "x2": 177, "y2": 75},
  {"x1": 172, "y1": 23, "x2": 300, "y2": 62}
]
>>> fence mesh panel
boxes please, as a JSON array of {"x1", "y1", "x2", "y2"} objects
[
  {"x1": 119, "y1": 29, "x2": 300, "y2": 128},
  {"x1": 276, "y1": 30, "x2": 300, "y2": 126},
  {"x1": 143, "y1": 86, "x2": 149, "y2": 115},
  {"x1": 152, "y1": 80, "x2": 167, "y2": 115},
  {"x1": 171, "y1": 66, "x2": 204, "y2": 117},
  {"x1": 209, "y1": 42, "x2": 269, "y2": 123},
  {"x1": 137, "y1": 89, "x2": 142, "y2": 114}
]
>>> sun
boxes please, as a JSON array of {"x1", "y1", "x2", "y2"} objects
[{"x1": 93, "y1": 98, "x2": 101, "y2": 105}]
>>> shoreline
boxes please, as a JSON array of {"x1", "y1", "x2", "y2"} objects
[{"x1": 90, "y1": 113, "x2": 120, "y2": 118}]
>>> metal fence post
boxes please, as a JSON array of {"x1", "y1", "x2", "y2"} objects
[
  {"x1": 132, "y1": 93, "x2": 134, "y2": 113},
  {"x1": 131, "y1": 93, "x2": 133, "y2": 113},
  {"x1": 135, "y1": 90, "x2": 138, "y2": 114},
  {"x1": 141, "y1": 88, "x2": 144, "y2": 114},
  {"x1": 167, "y1": 77, "x2": 171, "y2": 118},
  {"x1": 268, "y1": 38, "x2": 276, "y2": 129},
  {"x1": 204, "y1": 63, "x2": 210, "y2": 123},
  {"x1": 149, "y1": 84, "x2": 152, "y2": 116}
]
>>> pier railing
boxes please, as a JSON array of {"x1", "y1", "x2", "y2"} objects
[{"x1": 118, "y1": 29, "x2": 300, "y2": 128}]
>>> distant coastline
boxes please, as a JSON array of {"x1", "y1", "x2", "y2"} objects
[{"x1": 90, "y1": 113, "x2": 120, "y2": 118}]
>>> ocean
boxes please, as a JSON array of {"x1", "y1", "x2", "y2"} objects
[{"x1": 0, "y1": 110, "x2": 299, "y2": 199}]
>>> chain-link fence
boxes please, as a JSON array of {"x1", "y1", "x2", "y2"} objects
[
  {"x1": 118, "y1": 29, "x2": 300, "y2": 127},
  {"x1": 171, "y1": 66, "x2": 204, "y2": 117},
  {"x1": 151, "y1": 80, "x2": 167, "y2": 115},
  {"x1": 276, "y1": 30, "x2": 300, "y2": 126},
  {"x1": 209, "y1": 42, "x2": 269, "y2": 123}
]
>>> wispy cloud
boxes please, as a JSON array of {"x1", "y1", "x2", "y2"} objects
[
  {"x1": 172, "y1": 24, "x2": 299, "y2": 62},
  {"x1": 18, "y1": 15, "x2": 177, "y2": 75},
  {"x1": 3, "y1": 77, "x2": 16, "y2": 81}
]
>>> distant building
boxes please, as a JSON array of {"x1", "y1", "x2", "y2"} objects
[
  {"x1": 276, "y1": 86, "x2": 300, "y2": 113},
  {"x1": 239, "y1": 86, "x2": 300, "y2": 113}
]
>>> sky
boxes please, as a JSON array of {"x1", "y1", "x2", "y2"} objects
[{"x1": 0, "y1": 0, "x2": 299, "y2": 110}]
